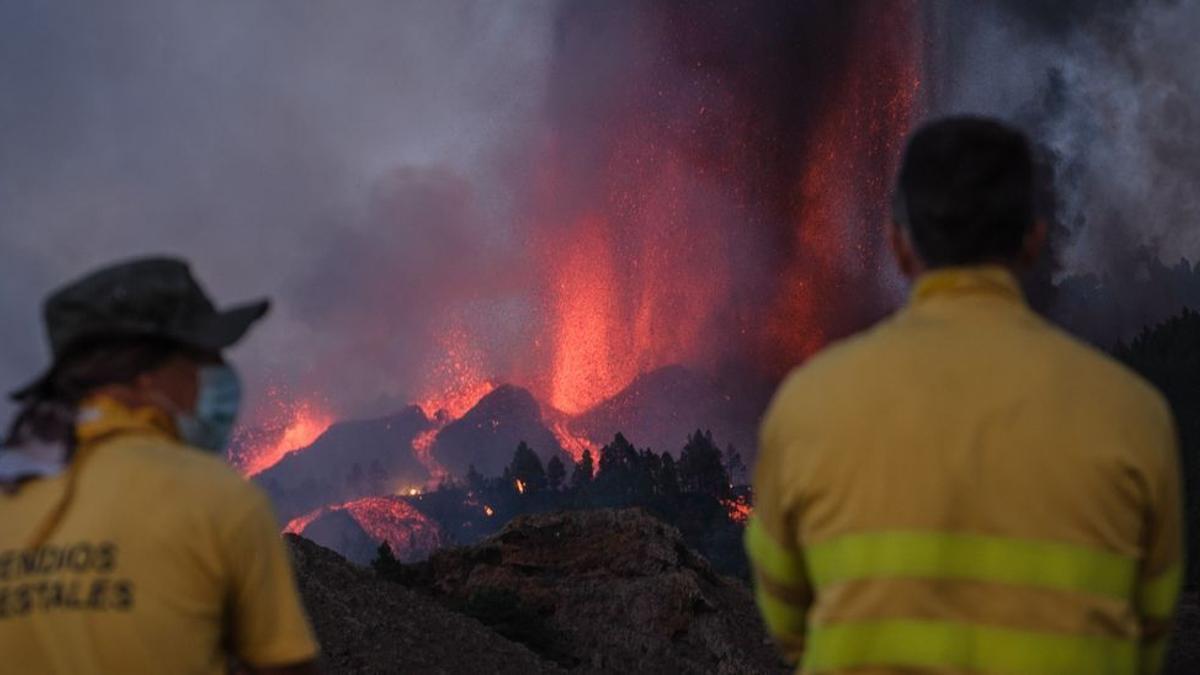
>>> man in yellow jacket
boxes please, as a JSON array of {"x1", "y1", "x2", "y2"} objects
[
  {"x1": 0, "y1": 258, "x2": 318, "y2": 674},
  {"x1": 747, "y1": 117, "x2": 1183, "y2": 674}
]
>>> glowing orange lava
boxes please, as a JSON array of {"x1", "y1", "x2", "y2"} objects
[
  {"x1": 236, "y1": 397, "x2": 333, "y2": 477},
  {"x1": 549, "y1": 419, "x2": 598, "y2": 464},
  {"x1": 285, "y1": 496, "x2": 441, "y2": 561},
  {"x1": 540, "y1": 142, "x2": 733, "y2": 416},
  {"x1": 722, "y1": 496, "x2": 753, "y2": 524},
  {"x1": 418, "y1": 322, "x2": 496, "y2": 420}
]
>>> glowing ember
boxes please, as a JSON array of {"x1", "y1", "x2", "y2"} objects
[
  {"x1": 765, "y1": 2, "x2": 921, "y2": 370},
  {"x1": 483, "y1": 505, "x2": 495, "y2": 517},
  {"x1": 234, "y1": 394, "x2": 333, "y2": 477},
  {"x1": 418, "y1": 322, "x2": 496, "y2": 420},
  {"x1": 722, "y1": 496, "x2": 753, "y2": 524},
  {"x1": 514, "y1": 479, "x2": 526, "y2": 495}
]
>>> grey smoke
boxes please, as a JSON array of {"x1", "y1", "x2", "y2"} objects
[
  {"x1": 931, "y1": 0, "x2": 1200, "y2": 340},
  {"x1": 0, "y1": 1, "x2": 555, "y2": 421}
]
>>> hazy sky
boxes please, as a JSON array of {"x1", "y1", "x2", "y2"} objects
[
  {"x1": 0, "y1": 1, "x2": 556, "y2": 420},
  {"x1": 3, "y1": 1, "x2": 1198, "y2": 425}
]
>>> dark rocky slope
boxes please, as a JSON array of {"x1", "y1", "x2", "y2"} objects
[
  {"x1": 287, "y1": 534, "x2": 564, "y2": 674},
  {"x1": 398, "y1": 508, "x2": 788, "y2": 675}
]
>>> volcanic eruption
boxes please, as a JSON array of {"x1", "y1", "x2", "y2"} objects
[{"x1": 235, "y1": 0, "x2": 925, "y2": 560}]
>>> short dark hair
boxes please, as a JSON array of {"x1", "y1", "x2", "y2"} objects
[{"x1": 894, "y1": 116, "x2": 1035, "y2": 268}]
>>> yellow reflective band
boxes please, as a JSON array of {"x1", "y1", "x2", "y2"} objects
[
  {"x1": 806, "y1": 530, "x2": 1137, "y2": 599},
  {"x1": 744, "y1": 516, "x2": 808, "y2": 587},
  {"x1": 1139, "y1": 564, "x2": 1182, "y2": 619},
  {"x1": 804, "y1": 619, "x2": 1137, "y2": 674},
  {"x1": 754, "y1": 583, "x2": 807, "y2": 637}
]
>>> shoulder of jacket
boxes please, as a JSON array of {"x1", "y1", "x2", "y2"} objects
[
  {"x1": 104, "y1": 435, "x2": 265, "y2": 504},
  {"x1": 1035, "y1": 321, "x2": 1173, "y2": 424}
]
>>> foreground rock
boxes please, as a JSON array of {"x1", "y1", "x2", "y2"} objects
[
  {"x1": 404, "y1": 508, "x2": 789, "y2": 675},
  {"x1": 286, "y1": 534, "x2": 564, "y2": 674}
]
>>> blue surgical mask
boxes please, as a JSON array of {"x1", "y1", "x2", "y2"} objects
[{"x1": 173, "y1": 365, "x2": 242, "y2": 453}]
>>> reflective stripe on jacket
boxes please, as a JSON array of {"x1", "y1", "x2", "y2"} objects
[{"x1": 747, "y1": 266, "x2": 1183, "y2": 675}]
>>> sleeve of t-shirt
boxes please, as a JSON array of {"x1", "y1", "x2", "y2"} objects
[{"x1": 223, "y1": 487, "x2": 319, "y2": 668}]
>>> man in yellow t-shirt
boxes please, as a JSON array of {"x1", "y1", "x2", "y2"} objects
[
  {"x1": 0, "y1": 257, "x2": 318, "y2": 674},
  {"x1": 747, "y1": 118, "x2": 1183, "y2": 674}
]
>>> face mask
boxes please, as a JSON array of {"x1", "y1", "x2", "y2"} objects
[{"x1": 173, "y1": 365, "x2": 242, "y2": 453}]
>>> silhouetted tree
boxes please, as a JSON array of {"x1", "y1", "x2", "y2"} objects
[
  {"x1": 678, "y1": 430, "x2": 731, "y2": 499},
  {"x1": 571, "y1": 449, "x2": 594, "y2": 489},
  {"x1": 660, "y1": 453, "x2": 680, "y2": 495},
  {"x1": 509, "y1": 442, "x2": 547, "y2": 494},
  {"x1": 596, "y1": 433, "x2": 639, "y2": 497},
  {"x1": 465, "y1": 463, "x2": 486, "y2": 493},
  {"x1": 371, "y1": 541, "x2": 402, "y2": 578},
  {"x1": 724, "y1": 445, "x2": 746, "y2": 485},
  {"x1": 546, "y1": 455, "x2": 566, "y2": 491}
]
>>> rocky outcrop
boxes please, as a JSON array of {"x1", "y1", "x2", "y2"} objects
[
  {"x1": 404, "y1": 508, "x2": 789, "y2": 675},
  {"x1": 286, "y1": 534, "x2": 564, "y2": 674}
]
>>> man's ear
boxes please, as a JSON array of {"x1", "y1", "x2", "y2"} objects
[
  {"x1": 890, "y1": 221, "x2": 922, "y2": 280},
  {"x1": 1020, "y1": 218, "x2": 1048, "y2": 267}
]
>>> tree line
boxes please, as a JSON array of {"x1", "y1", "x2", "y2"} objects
[{"x1": 395, "y1": 429, "x2": 751, "y2": 579}]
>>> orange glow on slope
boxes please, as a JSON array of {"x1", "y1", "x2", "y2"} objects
[
  {"x1": 283, "y1": 506, "x2": 325, "y2": 536},
  {"x1": 549, "y1": 419, "x2": 598, "y2": 465},
  {"x1": 285, "y1": 496, "x2": 441, "y2": 561},
  {"x1": 236, "y1": 397, "x2": 333, "y2": 477}
]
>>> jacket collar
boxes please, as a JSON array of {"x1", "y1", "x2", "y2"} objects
[
  {"x1": 910, "y1": 265, "x2": 1025, "y2": 306},
  {"x1": 75, "y1": 394, "x2": 177, "y2": 449}
]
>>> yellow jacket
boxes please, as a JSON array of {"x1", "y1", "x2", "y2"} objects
[
  {"x1": 747, "y1": 266, "x2": 1183, "y2": 675},
  {"x1": 0, "y1": 396, "x2": 317, "y2": 674}
]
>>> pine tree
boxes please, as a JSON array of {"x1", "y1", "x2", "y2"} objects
[
  {"x1": 724, "y1": 444, "x2": 747, "y2": 485},
  {"x1": 571, "y1": 449, "x2": 594, "y2": 489},
  {"x1": 678, "y1": 429, "x2": 732, "y2": 499},
  {"x1": 465, "y1": 463, "x2": 485, "y2": 493},
  {"x1": 660, "y1": 453, "x2": 680, "y2": 495},
  {"x1": 371, "y1": 541, "x2": 402, "y2": 578},
  {"x1": 546, "y1": 455, "x2": 567, "y2": 491},
  {"x1": 509, "y1": 441, "x2": 547, "y2": 494}
]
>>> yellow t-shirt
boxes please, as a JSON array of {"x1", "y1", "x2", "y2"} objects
[{"x1": 0, "y1": 397, "x2": 318, "y2": 674}]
